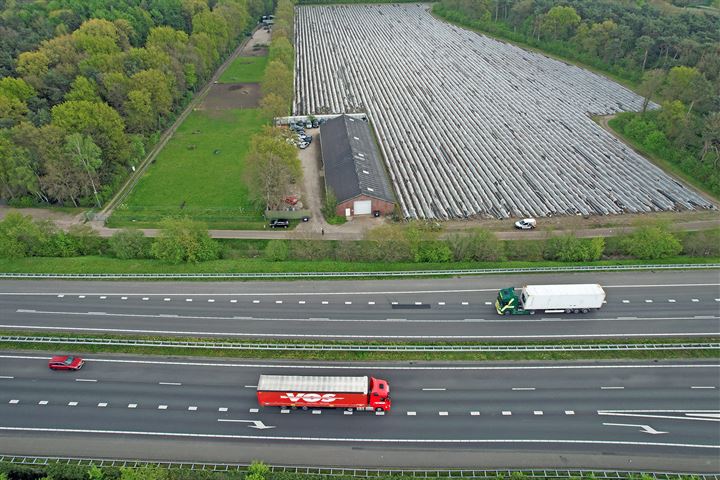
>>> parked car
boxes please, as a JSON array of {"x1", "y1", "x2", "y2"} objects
[
  {"x1": 49, "y1": 355, "x2": 84, "y2": 371},
  {"x1": 269, "y1": 219, "x2": 289, "y2": 228},
  {"x1": 305, "y1": 121, "x2": 312, "y2": 128},
  {"x1": 298, "y1": 141, "x2": 310, "y2": 149},
  {"x1": 514, "y1": 218, "x2": 537, "y2": 230},
  {"x1": 311, "y1": 119, "x2": 319, "y2": 128}
]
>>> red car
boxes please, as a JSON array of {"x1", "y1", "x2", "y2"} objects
[{"x1": 48, "y1": 355, "x2": 84, "y2": 371}]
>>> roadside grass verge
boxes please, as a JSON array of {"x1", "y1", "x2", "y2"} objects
[
  {"x1": 0, "y1": 255, "x2": 717, "y2": 276},
  {"x1": 1, "y1": 332, "x2": 717, "y2": 361},
  {"x1": 108, "y1": 108, "x2": 266, "y2": 230},
  {"x1": 218, "y1": 56, "x2": 268, "y2": 83}
]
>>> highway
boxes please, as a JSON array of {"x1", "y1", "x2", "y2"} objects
[
  {"x1": 0, "y1": 270, "x2": 718, "y2": 340},
  {"x1": 0, "y1": 353, "x2": 718, "y2": 471}
]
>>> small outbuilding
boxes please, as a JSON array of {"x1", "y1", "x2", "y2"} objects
[{"x1": 319, "y1": 115, "x2": 395, "y2": 217}]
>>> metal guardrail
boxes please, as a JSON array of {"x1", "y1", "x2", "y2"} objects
[
  {"x1": 1, "y1": 336, "x2": 717, "y2": 352},
  {"x1": 0, "y1": 456, "x2": 717, "y2": 478},
  {"x1": 0, "y1": 263, "x2": 718, "y2": 279}
]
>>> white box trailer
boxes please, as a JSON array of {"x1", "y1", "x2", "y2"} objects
[{"x1": 496, "y1": 284, "x2": 606, "y2": 314}]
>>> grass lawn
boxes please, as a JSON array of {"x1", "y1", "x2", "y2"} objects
[
  {"x1": 108, "y1": 108, "x2": 267, "y2": 229},
  {"x1": 218, "y1": 56, "x2": 268, "y2": 83},
  {"x1": 0, "y1": 255, "x2": 716, "y2": 275}
]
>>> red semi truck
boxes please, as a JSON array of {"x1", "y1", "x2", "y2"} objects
[{"x1": 257, "y1": 375, "x2": 391, "y2": 412}]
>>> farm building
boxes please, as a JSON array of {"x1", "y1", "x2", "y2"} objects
[{"x1": 319, "y1": 115, "x2": 395, "y2": 217}]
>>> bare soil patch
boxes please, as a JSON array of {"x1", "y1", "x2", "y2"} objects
[
  {"x1": 199, "y1": 83, "x2": 262, "y2": 111},
  {"x1": 241, "y1": 28, "x2": 270, "y2": 57}
]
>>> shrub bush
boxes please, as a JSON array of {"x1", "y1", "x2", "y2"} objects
[
  {"x1": 681, "y1": 228, "x2": 720, "y2": 257},
  {"x1": 415, "y1": 241, "x2": 452, "y2": 263},
  {"x1": 545, "y1": 235, "x2": 604, "y2": 262},
  {"x1": 109, "y1": 229, "x2": 151, "y2": 259},
  {"x1": 67, "y1": 224, "x2": 105, "y2": 255},
  {"x1": 289, "y1": 239, "x2": 334, "y2": 261},
  {"x1": 264, "y1": 239, "x2": 289, "y2": 261},
  {"x1": 0, "y1": 212, "x2": 51, "y2": 258},
  {"x1": 150, "y1": 218, "x2": 220, "y2": 263},
  {"x1": 447, "y1": 228, "x2": 504, "y2": 261},
  {"x1": 504, "y1": 239, "x2": 545, "y2": 261},
  {"x1": 620, "y1": 225, "x2": 682, "y2": 259}
]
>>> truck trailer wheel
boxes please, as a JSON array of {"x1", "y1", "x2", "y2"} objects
[
  {"x1": 301, "y1": 406, "x2": 308, "y2": 411},
  {"x1": 581, "y1": 308, "x2": 589, "y2": 313}
]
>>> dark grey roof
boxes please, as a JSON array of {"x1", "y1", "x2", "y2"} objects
[{"x1": 319, "y1": 115, "x2": 395, "y2": 204}]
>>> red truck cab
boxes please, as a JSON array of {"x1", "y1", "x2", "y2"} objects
[{"x1": 369, "y1": 376, "x2": 391, "y2": 411}]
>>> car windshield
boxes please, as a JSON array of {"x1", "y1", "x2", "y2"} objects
[{"x1": 63, "y1": 356, "x2": 74, "y2": 365}]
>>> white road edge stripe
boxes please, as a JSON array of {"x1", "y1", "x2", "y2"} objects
[{"x1": 0, "y1": 427, "x2": 717, "y2": 448}]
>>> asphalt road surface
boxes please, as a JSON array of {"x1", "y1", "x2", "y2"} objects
[
  {"x1": 0, "y1": 270, "x2": 718, "y2": 341},
  {"x1": 0, "y1": 353, "x2": 718, "y2": 471}
]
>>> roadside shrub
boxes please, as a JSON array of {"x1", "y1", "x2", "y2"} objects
[
  {"x1": 264, "y1": 239, "x2": 289, "y2": 261},
  {"x1": 109, "y1": 229, "x2": 151, "y2": 259},
  {"x1": 334, "y1": 240, "x2": 383, "y2": 262},
  {"x1": 247, "y1": 462, "x2": 270, "y2": 478},
  {"x1": 681, "y1": 229, "x2": 720, "y2": 257},
  {"x1": 67, "y1": 224, "x2": 104, "y2": 255},
  {"x1": 118, "y1": 466, "x2": 167, "y2": 480},
  {"x1": 289, "y1": 239, "x2": 334, "y2": 261},
  {"x1": 545, "y1": 235, "x2": 604, "y2": 262},
  {"x1": 447, "y1": 228, "x2": 504, "y2": 261},
  {"x1": 504, "y1": 239, "x2": 545, "y2": 261},
  {"x1": 44, "y1": 464, "x2": 88, "y2": 480},
  {"x1": 620, "y1": 225, "x2": 682, "y2": 259},
  {"x1": 366, "y1": 224, "x2": 412, "y2": 261},
  {"x1": 0, "y1": 212, "x2": 51, "y2": 258},
  {"x1": 150, "y1": 218, "x2": 220, "y2": 264},
  {"x1": 414, "y1": 241, "x2": 452, "y2": 262}
]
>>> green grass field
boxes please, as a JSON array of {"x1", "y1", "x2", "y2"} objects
[
  {"x1": 218, "y1": 56, "x2": 268, "y2": 83},
  {"x1": 108, "y1": 108, "x2": 267, "y2": 229}
]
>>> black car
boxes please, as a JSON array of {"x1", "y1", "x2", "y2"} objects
[
  {"x1": 269, "y1": 219, "x2": 289, "y2": 228},
  {"x1": 311, "y1": 120, "x2": 319, "y2": 128}
]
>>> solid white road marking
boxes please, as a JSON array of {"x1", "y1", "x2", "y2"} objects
[
  {"x1": 75, "y1": 379, "x2": 97, "y2": 383},
  {"x1": 188, "y1": 406, "x2": 197, "y2": 411},
  {"x1": 534, "y1": 411, "x2": 543, "y2": 416},
  {"x1": 502, "y1": 411, "x2": 512, "y2": 416},
  {"x1": 598, "y1": 410, "x2": 720, "y2": 422},
  {"x1": 471, "y1": 411, "x2": 480, "y2": 416},
  {"x1": 603, "y1": 423, "x2": 667, "y2": 435},
  {"x1": 2, "y1": 426, "x2": 718, "y2": 448},
  {"x1": 8, "y1": 400, "x2": 18, "y2": 404},
  {"x1": 439, "y1": 411, "x2": 448, "y2": 416},
  {"x1": 217, "y1": 419, "x2": 275, "y2": 429},
  {"x1": 159, "y1": 382, "x2": 181, "y2": 386},
  {"x1": 686, "y1": 413, "x2": 720, "y2": 419},
  {"x1": 422, "y1": 388, "x2": 446, "y2": 391},
  {"x1": 407, "y1": 412, "x2": 416, "y2": 416},
  {"x1": 691, "y1": 386, "x2": 716, "y2": 389},
  {"x1": 601, "y1": 386, "x2": 624, "y2": 390},
  {"x1": 68, "y1": 402, "x2": 78, "y2": 407},
  {"x1": 565, "y1": 410, "x2": 575, "y2": 415},
  {"x1": 158, "y1": 405, "x2": 167, "y2": 410},
  {"x1": 512, "y1": 387, "x2": 536, "y2": 391},
  {"x1": 98, "y1": 403, "x2": 107, "y2": 407},
  {"x1": 38, "y1": 401, "x2": 48, "y2": 405},
  {"x1": 128, "y1": 404, "x2": 137, "y2": 408}
]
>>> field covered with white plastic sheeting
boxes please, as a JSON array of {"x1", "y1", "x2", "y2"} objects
[{"x1": 293, "y1": 4, "x2": 714, "y2": 219}]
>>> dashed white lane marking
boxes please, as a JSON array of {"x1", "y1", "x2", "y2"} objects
[
  {"x1": 275, "y1": 300, "x2": 282, "y2": 304},
  {"x1": 78, "y1": 296, "x2": 85, "y2": 299},
  {"x1": 249, "y1": 408, "x2": 259, "y2": 413},
  {"x1": 484, "y1": 302, "x2": 492, "y2": 305},
  {"x1": 321, "y1": 301, "x2": 329, "y2": 305},
  {"x1": 312, "y1": 410, "x2": 321, "y2": 415},
  {"x1": 391, "y1": 301, "x2": 398, "y2": 305},
  {"x1": 422, "y1": 388, "x2": 446, "y2": 391},
  {"x1": 622, "y1": 300, "x2": 629, "y2": 303},
  {"x1": 252, "y1": 300, "x2": 260, "y2": 304},
  {"x1": 565, "y1": 410, "x2": 575, "y2": 415},
  {"x1": 8, "y1": 400, "x2": 18, "y2": 404},
  {"x1": 185, "y1": 299, "x2": 192, "y2": 302},
  {"x1": 691, "y1": 386, "x2": 716, "y2": 389},
  {"x1": 407, "y1": 411, "x2": 416, "y2": 416},
  {"x1": 57, "y1": 295, "x2": 64, "y2": 298},
  {"x1": 121, "y1": 297, "x2": 127, "y2": 300},
  {"x1": 471, "y1": 411, "x2": 480, "y2": 416},
  {"x1": 692, "y1": 299, "x2": 700, "y2": 302},
  {"x1": 0, "y1": 376, "x2": 14, "y2": 379},
  {"x1": 280, "y1": 409, "x2": 290, "y2": 414},
  {"x1": 534, "y1": 411, "x2": 544, "y2": 416},
  {"x1": 164, "y1": 298, "x2": 171, "y2": 302},
  {"x1": 345, "y1": 301, "x2": 352, "y2": 305},
  {"x1": 299, "y1": 301, "x2": 306, "y2": 305},
  {"x1": 142, "y1": 297, "x2": 149, "y2": 301},
  {"x1": 98, "y1": 403, "x2": 107, "y2": 408},
  {"x1": 438, "y1": 302, "x2": 445, "y2": 305},
  {"x1": 368, "y1": 301, "x2": 375, "y2": 305},
  {"x1": 715, "y1": 298, "x2": 720, "y2": 302},
  {"x1": 512, "y1": 387, "x2": 536, "y2": 391},
  {"x1": 76, "y1": 379, "x2": 97, "y2": 383},
  {"x1": 645, "y1": 299, "x2": 653, "y2": 303},
  {"x1": 668, "y1": 299, "x2": 676, "y2": 303},
  {"x1": 68, "y1": 402, "x2": 78, "y2": 407},
  {"x1": 461, "y1": 302, "x2": 469, "y2": 305},
  {"x1": 159, "y1": 382, "x2": 181, "y2": 386},
  {"x1": 188, "y1": 406, "x2": 197, "y2": 411},
  {"x1": 128, "y1": 404, "x2": 137, "y2": 409},
  {"x1": 344, "y1": 410, "x2": 353, "y2": 415},
  {"x1": 415, "y1": 302, "x2": 422, "y2": 305},
  {"x1": 158, "y1": 405, "x2": 167, "y2": 410},
  {"x1": 502, "y1": 411, "x2": 512, "y2": 416},
  {"x1": 38, "y1": 401, "x2": 48, "y2": 405},
  {"x1": 244, "y1": 385, "x2": 258, "y2": 388},
  {"x1": 218, "y1": 407, "x2": 228, "y2": 412},
  {"x1": 99, "y1": 296, "x2": 106, "y2": 300},
  {"x1": 375, "y1": 411, "x2": 385, "y2": 416},
  {"x1": 230, "y1": 299, "x2": 237, "y2": 303},
  {"x1": 439, "y1": 411, "x2": 448, "y2": 416},
  {"x1": 601, "y1": 386, "x2": 625, "y2": 390},
  {"x1": 208, "y1": 299, "x2": 215, "y2": 303}
]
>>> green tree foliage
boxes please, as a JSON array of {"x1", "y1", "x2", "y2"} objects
[
  {"x1": 150, "y1": 217, "x2": 220, "y2": 263},
  {"x1": 64, "y1": 132, "x2": 103, "y2": 207},
  {"x1": 109, "y1": 228, "x2": 151, "y2": 259},
  {"x1": 545, "y1": 235, "x2": 604, "y2": 262},
  {"x1": 447, "y1": 228, "x2": 505, "y2": 261},
  {"x1": 540, "y1": 6, "x2": 581, "y2": 41},
  {"x1": 268, "y1": 36, "x2": 294, "y2": 69},
  {"x1": 260, "y1": 93, "x2": 289, "y2": 123},
  {"x1": 65, "y1": 76, "x2": 102, "y2": 103},
  {"x1": 261, "y1": 60, "x2": 293, "y2": 103},
  {"x1": 0, "y1": 134, "x2": 36, "y2": 200},
  {"x1": 67, "y1": 224, "x2": 104, "y2": 255},
  {"x1": 681, "y1": 228, "x2": 720, "y2": 257},
  {"x1": 119, "y1": 466, "x2": 168, "y2": 480},
  {"x1": 245, "y1": 127, "x2": 302, "y2": 210},
  {"x1": 621, "y1": 225, "x2": 682, "y2": 259},
  {"x1": 0, "y1": 212, "x2": 50, "y2": 258},
  {"x1": 264, "y1": 239, "x2": 289, "y2": 261}
]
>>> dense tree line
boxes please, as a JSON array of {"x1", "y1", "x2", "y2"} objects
[
  {"x1": 435, "y1": 0, "x2": 719, "y2": 198},
  {"x1": 0, "y1": 0, "x2": 275, "y2": 208}
]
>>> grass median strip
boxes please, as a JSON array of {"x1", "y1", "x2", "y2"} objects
[{"x1": 0, "y1": 332, "x2": 717, "y2": 361}]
